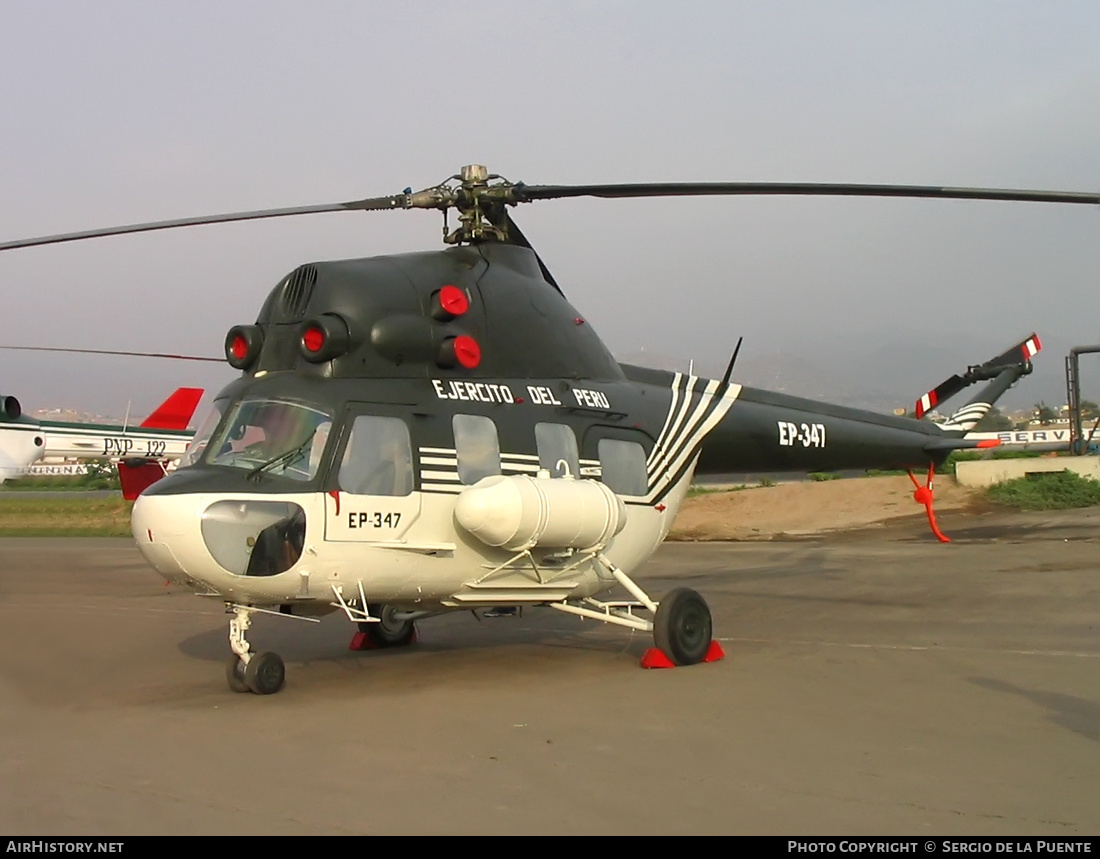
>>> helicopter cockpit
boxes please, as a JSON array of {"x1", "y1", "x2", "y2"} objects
[{"x1": 186, "y1": 397, "x2": 332, "y2": 482}]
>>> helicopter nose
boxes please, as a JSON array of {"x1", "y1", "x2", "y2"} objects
[
  {"x1": 133, "y1": 493, "x2": 308, "y2": 585},
  {"x1": 131, "y1": 492, "x2": 201, "y2": 583}
]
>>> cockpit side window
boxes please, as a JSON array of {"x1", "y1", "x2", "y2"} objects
[
  {"x1": 338, "y1": 415, "x2": 413, "y2": 496},
  {"x1": 178, "y1": 398, "x2": 227, "y2": 468},
  {"x1": 453, "y1": 414, "x2": 501, "y2": 485}
]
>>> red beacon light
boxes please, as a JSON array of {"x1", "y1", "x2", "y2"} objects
[
  {"x1": 302, "y1": 325, "x2": 325, "y2": 354},
  {"x1": 431, "y1": 284, "x2": 470, "y2": 321},
  {"x1": 224, "y1": 325, "x2": 264, "y2": 370},
  {"x1": 298, "y1": 313, "x2": 352, "y2": 363},
  {"x1": 437, "y1": 334, "x2": 481, "y2": 370}
]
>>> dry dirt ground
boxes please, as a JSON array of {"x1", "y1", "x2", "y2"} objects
[
  {"x1": 3, "y1": 480, "x2": 1099, "y2": 836},
  {"x1": 670, "y1": 474, "x2": 981, "y2": 541}
]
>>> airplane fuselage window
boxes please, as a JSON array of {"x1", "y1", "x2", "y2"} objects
[
  {"x1": 535, "y1": 422, "x2": 580, "y2": 478},
  {"x1": 338, "y1": 415, "x2": 414, "y2": 496},
  {"x1": 597, "y1": 438, "x2": 647, "y2": 496},
  {"x1": 453, "y1": 414, "x2": 501, "y2": 485}
]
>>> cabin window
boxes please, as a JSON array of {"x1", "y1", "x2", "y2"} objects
[
  {"x1": 598, "y1": 439, "x2": 647, "y2": 496},
  {"x1": 338, "y1": 416, "x2": 413, "y2": 496},
  {"x1": 453, "y1": 414, "x2": 501, "y2": 485},
  {"x1": 535, "y1": 422, "x2": 579, "y2": 478}
]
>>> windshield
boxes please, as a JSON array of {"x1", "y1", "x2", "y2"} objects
[
  {"x1": 178, "y1": 399, "x2": 227, "y2": 469},
  {"x1": 205, "y1": 398, "x2": 332, "y2": 482}
]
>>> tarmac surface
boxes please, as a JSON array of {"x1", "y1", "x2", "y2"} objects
[{"x1": 1, "y1": 507, "x2": 1099, "y2": 835}]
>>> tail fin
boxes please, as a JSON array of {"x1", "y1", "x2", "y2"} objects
[
  {"x1": 139, "y1": 387, "x2": 203, "y2": 431},
  {"x1": 914, "y1": 333, "x2": 1041, "y2": 421}
]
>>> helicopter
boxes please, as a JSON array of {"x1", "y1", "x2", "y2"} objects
[{"x1": 2, "y1": 165, "x2": 1092, "y2": 695}]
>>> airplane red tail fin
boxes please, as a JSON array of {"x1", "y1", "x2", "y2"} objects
[
  {"x1": 139, "y1": 387, "x2": 203, "y2": 431},
  {"x1": 914, "y1": 333, "x2": 1041, "y2": 419}
]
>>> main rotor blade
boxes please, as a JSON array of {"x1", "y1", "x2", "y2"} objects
[
  {"x1": 512, "y1": 182, "x2": 1100, "y2": 206},
  {"x1": 0, "y1": 345, "x2": 222, "y2": 362},
  {"x1": 0, "y1": 194, "x2": 410, "y2": 252}
]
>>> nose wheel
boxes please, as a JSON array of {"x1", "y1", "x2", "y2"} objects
[
  {"x1": 225, "y1": 655, "x2": 248, "y2": 693},
  {"x1": 226, "y1": 605, "x2": 287, "y2": 694}
]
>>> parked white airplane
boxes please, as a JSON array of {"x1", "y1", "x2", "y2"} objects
[{"x1": 0, "y1": 387, "x2": 201, "y2": 495}]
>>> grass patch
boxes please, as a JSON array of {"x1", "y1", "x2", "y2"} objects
[
  {"x1": 807, "y1": 472, "x2": 840, "y2": 481},
  {"x1": 0, "y1": 495, "x2": 133, "y2": 536},
  {"x1": 986, "y1": 470, "x2": 1100, "y2": 511},
  {"x1": 688, "y1": 484, "x2": 748, "y2": 497},
  {"x1": 938, "y1": 449, "x2": 1047, "y2": 476},
  {"x1": 0, "y1": 463, "x2": 121, "y2": 492}
]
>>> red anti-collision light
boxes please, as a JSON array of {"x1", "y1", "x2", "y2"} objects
[
  {"x1": 453, "y1": 335, "x2": 481, "y2": 369},
  {"x1": 439, "y1": 285, "x2": 469, "y2": 317},
  {"x1": 299, "y1": 314, "x2": 352, "y2": 363},
  {"x1": 225, "y1": 324, "x2": 264, "y2": 370},
  {"x1": 302, "y1": 326, "x2": 325, "y2": 353}
]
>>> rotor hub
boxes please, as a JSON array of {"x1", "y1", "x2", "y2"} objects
[{"x1": 402, "y1": 165, "x2": 519, "y2": 245}]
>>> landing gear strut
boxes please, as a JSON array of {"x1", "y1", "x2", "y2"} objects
[
  {"x1": 351, "y1": 603, "x2": 418, "y2": 650},
  {"x1": 549, "y1": 556, "x2": 724, "y2": 668},
  {"x1": 226, "y1": 605, "x2": 286, "y2": 694}
]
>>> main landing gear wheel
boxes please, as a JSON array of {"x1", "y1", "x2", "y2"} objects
[
  {"x1": 226, "y1": 656, "x2": 249, "y2": 693},
  {"x1": 358, "y1": 603, "x2": 417, "y2": 648},
  {"x1": 653, "y1": 587, "x2": 713, "y2": 666},
  {"x1": 244, "y1": 651, "x2": 286, "y2": 695}
]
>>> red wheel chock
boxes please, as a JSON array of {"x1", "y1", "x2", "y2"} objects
[
  {"x1": 349, "y1": 628, "x2": 419, "y2": 651},
  {"x1": 640, "y1": 640, "x2": 725, "y2": 668},
  {"x1": 349, "y1": 631, "x2": 378, "y2": 651},
  {"x1": 702, "y1": 640, "x2": 725, "y2": 662}
]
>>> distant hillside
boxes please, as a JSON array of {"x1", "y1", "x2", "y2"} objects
[{"x1": 617, "y1": 331, "x2": 1071, "y2": 415}]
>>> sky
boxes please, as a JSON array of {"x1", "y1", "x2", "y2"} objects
[{"x1": 2, "y1": 1, "x2": 1099, "y2": 419}]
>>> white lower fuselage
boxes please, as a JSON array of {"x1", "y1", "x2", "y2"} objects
[{"x1": 130, "y1": 465, "x2": 695, "y2": 614}]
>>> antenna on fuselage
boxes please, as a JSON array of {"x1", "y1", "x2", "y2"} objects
[{"x1": 719, "y1": 337, "x2": 744, "y2": 388}]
